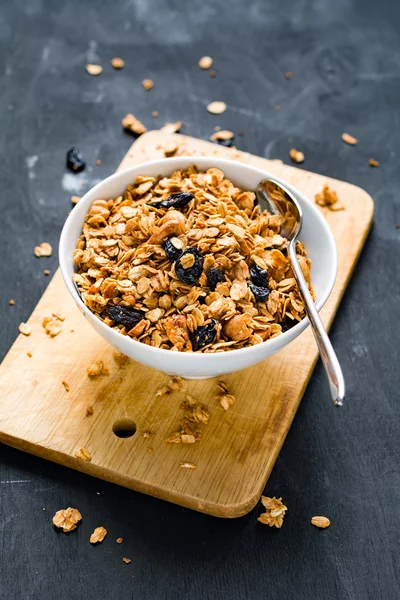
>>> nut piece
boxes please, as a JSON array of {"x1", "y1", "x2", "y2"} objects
[
  {"x1": 257, "y1": 496, "x2": 287, "y2": 528},
  {"x1": 180, "y1": 462, "x2": 197, "y2": 469},
  {"x1": 210, "y1": 130, "x2": 234, "y2": 142},
  {"x1": 369, "y1": 158, "x2": 379, "y2": 167},
  {"x1": 85, "y1": 64, "x2": 103, "y2": 76},
  {"x1": 148, "y1": 210, "x2": 186, "y2": 244},
  {"x1": 71, "y1": 195, "x2": 81, "y2": 205},
  {"x1": 311, "y1": 515, "x2": 331, "y2": 529},
  {"x1": 122, "y1": 113, "x2": 147, "y2": 135},
  {"x1": 75, "y1": 447, "x2": 92, "y2": 461},
  {"x1": 160, "y1": 121, "x2": 182, "y2": 133},
  {"x1": 52, "y1": 507, "x2": 82, "y2": 532},
  {"x1": 199, "y1": 56, "x2": 213, "y2": 69},
  {"x1": 289, "y1": 148, "x2": 304, "y2": 163},
  {"x1": 34, "y1": 242, "x2": 52, "y2": 257},
  {"x1": 116, "y1": 537, "x2": 123, "y2": 543},
  {"x1": 341, "y1": 132, "x2": 358, "y2": 145},
  {"x1": 19, "y1": 322, "x2": 32, "y2": 336},
  {"x1": 87, "y1": 360, "x2": 109, "y2": 377},
  {"x1": 142, "y1": 79, "x2": 154, "y2": 90},
  {"x1": 207, "y1": 101, "x2": 227, "y2": 115},
  {"x1": 111, "y1": 57, "x2": 124, "y2": 69},
  {"x1": 9, "y1": 299, "x2": 15, "y2": 305},
  {"x1": 90, "y1": 526, "x2": 107, "y2": 543},
  {"x1": 164, "y1": 141, "x2": 178, "y2": 157},
  {"x1": 122, "y1": 557, "x2": 131, "y2": 564},
  {"x1": 42, "y1": 316, "x2": 62, "y2": 337}
]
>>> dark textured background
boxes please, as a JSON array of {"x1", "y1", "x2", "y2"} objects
[{"x1": 1, "y1": 0, "x2": 399, "y2": 598}]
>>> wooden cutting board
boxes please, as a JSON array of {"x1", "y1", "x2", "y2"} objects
[{"x1": 0, "y1": 132, "x2": 373, "y2": 518}]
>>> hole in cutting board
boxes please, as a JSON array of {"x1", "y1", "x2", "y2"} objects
[{"x1": 112, "y1": 418, "x2": 136, "y2": 438}]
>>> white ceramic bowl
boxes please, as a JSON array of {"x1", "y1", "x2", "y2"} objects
[{"x1": 59, "y1": 157, "x2": 337, "y2": 379}]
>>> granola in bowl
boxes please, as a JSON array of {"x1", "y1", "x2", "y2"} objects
[{"x1": 72, "y1": 166, "x2": 314, "y2": 353}]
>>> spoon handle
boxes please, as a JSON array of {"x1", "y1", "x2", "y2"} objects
[{"x1": 288, "y1": 243, "x2": 345, "y2": 406}]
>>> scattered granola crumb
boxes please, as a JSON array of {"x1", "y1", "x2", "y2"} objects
[
  {"x1": 369, "y1": 158, "x2": 379, "y2": 167},
  {"x1": 71, "y1": 195, "x2": 81, "y2": 205},
  {"x1": 155, "y1": 385, "x2": 172, "y2": 398},
  {"x1": 27, "y1": 351, "x2": 32, "y2": 358},
  {"x1": 275, "y1": 104, "x2": 281, "y2": 111},
  {"x1": 166, "y1": 396, "x2": 209, "y2": 444},
  {"x1": 9, "y1": 299, "x2": 15, "y2": 305},
  {"x1": 95, "y1": 159, "x2": 102, "y2": 165},
  {"x1": 147, "y1": 447, "x2": 153, "y2": 453},
  {"x1": 164, "y1": 141, "x2": 178, "y2": 157},
  {"x1": 52, "y1": 507, "x2": 82, "y2": 532},
  {"x1": 209, "y1": 70, "x2": 216, "y2": 77},
  {"x1": 122, "y1": 557, "x2": 131, "y2": 564},
  {"x1": 257, "y1": 496, "x2": 287, "y2": 528},
  {"x1": 87, "y1": 360, "x2": 109, "y2": 377},
  {"x1": 210, "y1": 130, "x2": 234, "y2": 142},
  {"x1": 85, "y1": 64, "x2": 103, "y2": 76},
  {"x1": 19, "y1": 322, "x2": 32, "y2": 336},
  {"x1": 341, "y1": 132, "x2": 358, "y2": 145},
  {"x1": 44, "y1": 269, "x2": 50, "y2": 276},
  {"x1": 207, "y1": 101, "x2": 227, "y2": 115},
  {"x1": 152, "y1": 111, "x2": 159, "y2": 117},
  {"x1": 142, "y1": 79, "x2": 154, "y2": 90},
  {"x1": 167, "y1": 376, "x2": 184, "y2": 392},
  {"x1": 180, "y1": 462, "x2": 197, "y2": 470},
  {"x1": 289, "y1": 148, "x2": 304, "y2": 163},
  {"x1": 62, "y1": 380, "x2": 70, "y2": 392},
  {"x1": 52, "y1": 311, "x2": 65, "y2": 322},
  {"x1": 111, "y1": 57, "x2": 124, "y2": 69},
  {"x1": 112, "y1": 350, "x2": 129, "y2": 366},
  {"x1": 90, "y1": 526, "x2": 107, "y2": 544},
  {"x1": 116, "y1": 537, "x2": 123, "y2": 544},
  {"x1": 42, "y1": 316, "x2": 62, "y2": 337},
  {"x1": 315, "y1": 184, "x2": 344, "y2": 211},
  {"x1": 122, "y1": 113, "x2": 147, "y2": 135},
  {"x1": 86, "y1": 406, "x2": 94, "y2": 417},
  {"x1": 284, "y1": 71, "x2": 292, "y2": 79},
  {"x1": 143, "y1": 431, "x2": 152, "y2": 439},
  {"x1": 217, "y1": 380, "x2": 235, "y2": 411},
  {"x1": 160, "y1": 121, "x2": 182, "y2": 133},
  {"x1": 34, "y1": 242, "x2": 52, "y2": 257},
  {"x1": 311, "y1": 516, "x2": 331, "y2": 529},
  {"x1": 75, "y1": 447, "x2": 92, "y2": 461},
  {"x1": 199, "y1": 56, "x2": 213, "y2": 69}
]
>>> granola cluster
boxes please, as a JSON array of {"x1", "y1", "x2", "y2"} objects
[{"x1": 73, "y1": 166, "x2": 314, "y2": 353}]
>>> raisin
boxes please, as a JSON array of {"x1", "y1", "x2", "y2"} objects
[
  {"x1": 281, "y1": 319, "x2": 297, "y2": 332},
  {"x1": 175, "y1": 248, "x2": 204, "y2": 284},
  {"x1": 164, "y1": 238, "x2": 183, "y2": 262},
  {"x1": 158, "y1": 192, "x2": 194, "y2": 210},
  {"x1": 250, "y1": 264, "x2": 268, "y2": 287},
  {"x1": 66, "y1": 147, "x2": 86, "y2": 172},
  {"x1": 212, "y1": 137, "x2": 235, "y2": 148},
  {"x1": 249, "y1": 284, "x2": 270, "y2": 302},
  {"x1": 207, "y1": 267, "x2": 224, "y2": 291},
  {"x1": 190, "y1": 319, "x2": 218, "y2": 351},
  {"x1": 108, "y1": 305, "x2": 145, "y2": 328}
]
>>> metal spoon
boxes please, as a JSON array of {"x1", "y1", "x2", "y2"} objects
[{"x1": 256, "y1": 177, "x2": 345, "y2": 406}]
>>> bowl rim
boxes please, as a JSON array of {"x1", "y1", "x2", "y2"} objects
[{"x1": 59, "y1": 156, "x2": 337, "y2": 362}]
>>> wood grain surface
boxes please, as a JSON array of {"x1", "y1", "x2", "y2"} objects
[{"x1": 0, "y1": 132, "x2": 373, "y2": 517}]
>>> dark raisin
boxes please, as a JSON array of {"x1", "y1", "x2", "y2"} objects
[
  {"x1": 212, "y1": 137, "x2": 235, "y2": 148},
  {"x1": 175, "y1": 248, "x2": 204, "y2": 284},
  {"x1": 164, "y1": 238, "x2": 183, "y2": 262},
  {"x1": 190, "y1": 319, "x2": 218, "y2": 351},
  {"x1": 250, "y1": 264, "x2": 268, "y2": 287},
  {"x1": 108, "y1": 305, "x2": 145, "y2": 328},
  {"x1": 207, "y1": 267, "x2": 224, "y2": 290},
  {"x1": 249, "y1": 284, "x2": 270, "y2": 302},
  {"x1": 281, "y1": 319, "x2": 297, "y2": 332},
  {"x1": 66, "y1": 147, "x2": 86, "y2": 172},
  {"x1": 159, "y1": 192, "x2": 194, "y2": 210}
]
